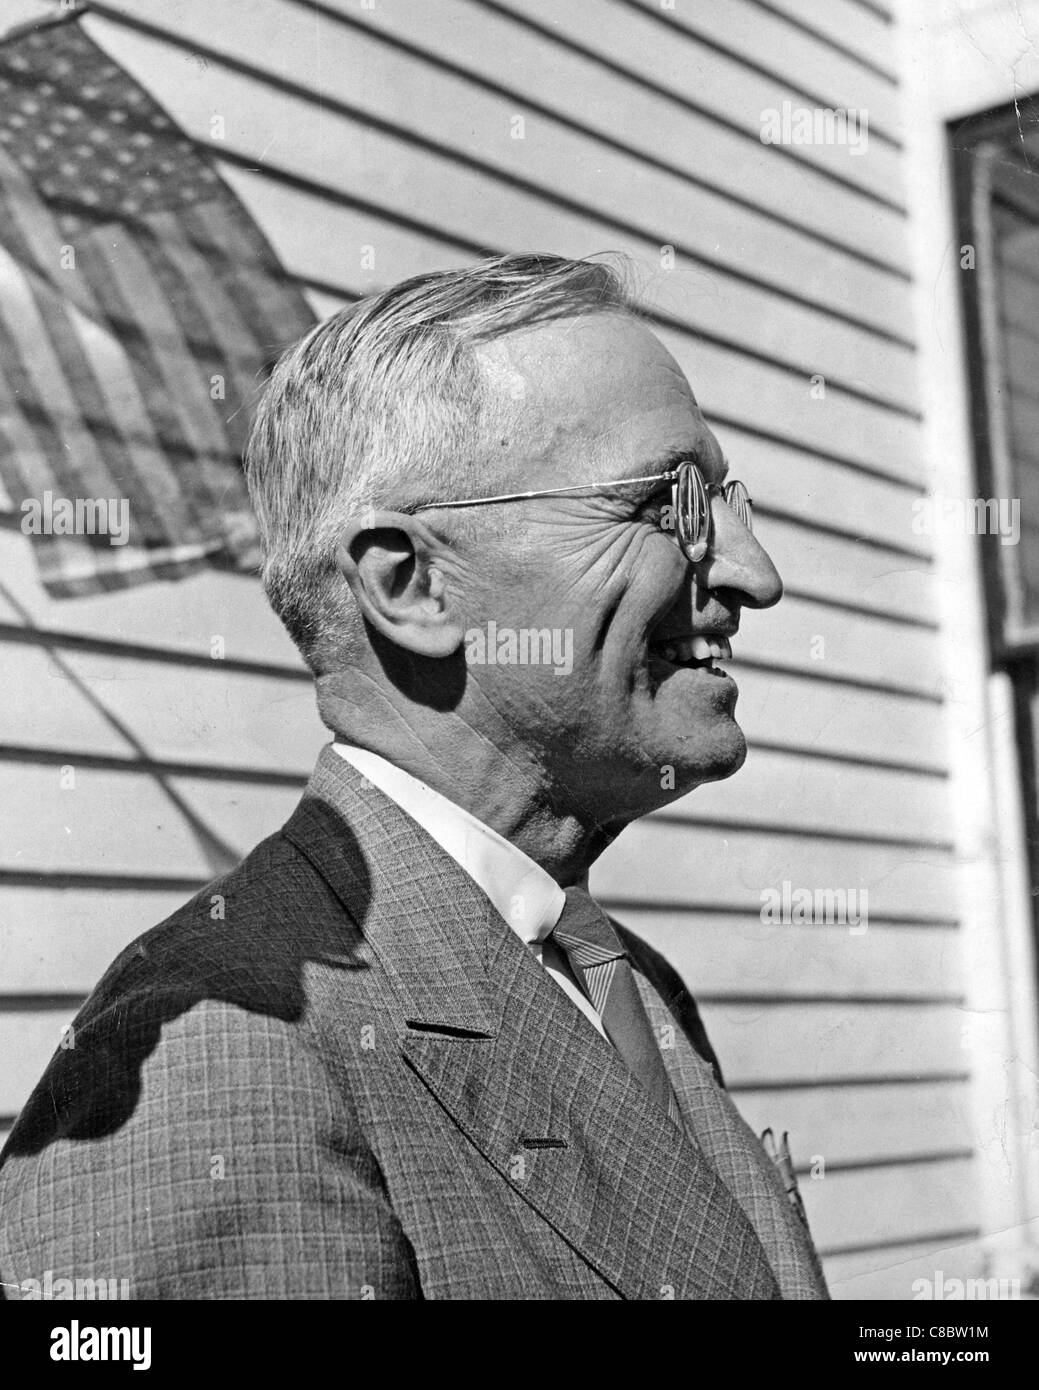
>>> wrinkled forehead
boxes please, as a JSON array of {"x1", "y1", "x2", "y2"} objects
[{"x1": 475, "y1": 312, "x2": 720, "y2": 490}]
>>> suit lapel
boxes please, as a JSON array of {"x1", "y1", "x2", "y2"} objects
[{"x1": 284, "y1": 746, "x2": 781, "y2": 1300}]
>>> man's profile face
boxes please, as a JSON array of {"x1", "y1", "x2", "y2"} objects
[{"x1": 456, "y1": 311, "x2": 783, "y2": 826}]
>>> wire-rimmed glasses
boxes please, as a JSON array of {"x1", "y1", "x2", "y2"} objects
[{"x1": 419, "y1": 459, "x2": 753, "y2": 563}]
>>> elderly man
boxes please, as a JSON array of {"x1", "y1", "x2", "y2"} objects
[{"x1": 0, "y1": 254, "x2": 827, "y2": 1300}]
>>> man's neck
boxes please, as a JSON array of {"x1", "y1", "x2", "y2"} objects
[{"x1": 316, "y1": 675, "x2": 614, "y2": 885}]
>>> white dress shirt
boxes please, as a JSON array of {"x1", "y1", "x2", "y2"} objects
[{"x1": 334, "y1": 743, "x2": 607, "y2": 1037}]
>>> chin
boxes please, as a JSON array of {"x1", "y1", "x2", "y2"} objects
[{"x1": 660, "y1": 718, "x2": 748, "y2": 796}]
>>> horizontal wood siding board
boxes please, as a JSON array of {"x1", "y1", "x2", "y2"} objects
[
  {"x1": 711, "y1": 426, "x2": 931, "y2": 553},
  {"x1": 734, "y1": 595, "x2": 942, "y2": 693},
  {"x1": 592, "y1": 821, "x2": 958, "y2": 921},
  {"x1": 732, "y1": 668, "x2": 948, "y2": 772},
  {"x1": 801, "y1": 1156, "x2": 978, "y2": 1256},
  {"x1": 660, "y1": 750, "x2": 952, "y2": 849},
  {"x1": 759, "y1": 518, "x2": 936, "y2": 623},
  {"x1": 698, "y1": 1000, "x2": 966, "y2": 1086},
  {"x1": 0, "y1": 638, "x2": 324, "y2": 776},
  {"x1": 0, "y1": 764, "x2": 302, "y2": 881},
  {"x1": 616, "y1": 913, "x2": 960, "y2": 1000},
  {"x1": 1, "y1": 887, "x2": 205, "y2": 995},
  {"x1": 734, "y1": 1079, "x2": 974, "y2": 1167}
]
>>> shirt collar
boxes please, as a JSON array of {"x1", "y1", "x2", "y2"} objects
[{"x1": 333, "y1": 743, "x2": 565, "y2": 945}]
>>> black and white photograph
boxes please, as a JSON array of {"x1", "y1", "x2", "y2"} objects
[{"x1": 0, "y1": 0, "x2": 1037, "y2": 1339}]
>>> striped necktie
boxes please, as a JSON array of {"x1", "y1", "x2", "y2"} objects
[{"x1": 550, "y1": 886, "x2": 679, "y2": 1121}]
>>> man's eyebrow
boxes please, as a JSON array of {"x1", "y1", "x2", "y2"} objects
[{"x1": 611, "y1": 444, "x2": 728, "y2": 502}]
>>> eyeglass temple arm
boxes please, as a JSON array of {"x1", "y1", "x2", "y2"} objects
[{"x1": 420, "y1": 471, "x2": 680, "y2": 511}]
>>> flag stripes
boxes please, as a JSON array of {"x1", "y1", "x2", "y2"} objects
[{"x1": 0, "y1": 13, "x2": 315, "y2": 596}]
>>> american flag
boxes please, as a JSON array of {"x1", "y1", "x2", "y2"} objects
[{"x1": 0, "y1": 7, "x2": 316, "y2": 596}]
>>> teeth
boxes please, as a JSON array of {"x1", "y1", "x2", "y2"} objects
[
  {"x1": 691, "y1": 635, "x2": 733, "y2": 661},
  {"x1": 653, "y1": 635, "x2": 733, "y2": 663}
]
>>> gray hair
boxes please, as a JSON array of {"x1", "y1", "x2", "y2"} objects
[{"x1": 244, "y1": 252, "x2": 634, "y2": 674}]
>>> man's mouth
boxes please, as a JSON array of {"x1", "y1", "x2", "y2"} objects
[{"x1": 647, "y1": 633, "x2": 733, "y2": 672}]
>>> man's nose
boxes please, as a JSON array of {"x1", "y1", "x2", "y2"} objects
[{"x1": 692, "y1": 495, "x2": 783, "y2": 608}]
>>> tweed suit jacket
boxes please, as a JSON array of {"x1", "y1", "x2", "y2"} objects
[{"x1": 0, "y1": 745, "x2": 828, "y2": 1300}]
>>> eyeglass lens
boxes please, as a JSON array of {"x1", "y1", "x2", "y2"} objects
[{"x1": 673, "y1": 461, "x2": 752, "y2": 562}]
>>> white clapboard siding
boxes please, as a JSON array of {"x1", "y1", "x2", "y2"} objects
[
  {"x1": 799, "y1": 1157, "x2": 978, "y2": 1256},
  {"x1": 0, "y1": 764, "x2": 303, "y2": 881},
  {"x1": 750, "y1": 519, "x2": 935, "y2": 624},
  {"x1": 2, "y1": 887, "x2": 200, "y2": 995},
  {"x1": 88, "y1": 0, "x2": 913, "y2": 280},
  {"x1": 695, "y1": 1000, "x2": 963, "y2": 1087},
  {"x1": 0, "y1": 0, "x2": 980, "y2": 1298},
  {"x1": 206, "y1": 183, "x2": 924, "y2": 478},
  {"x1": 84, "y1": 15, "x2": 917, "y2": 415},
  {"x1": 735, "y1": 1080, "x2": 974, "y2": 1166},
  {"x1": 616, "y1": 913, "x2": 959, "y2": 999},
  {"x1": 503, "y1": 0, "x2": 904, "y2": 199},
  {"x1": 734, "y1": 668, "x2": 948, "y2": 772},
  {"x1": 663, "y1": 748, "x2": 951, "y2": 847},
  {"x1": 712, "y1": 427, "x2": 929, "y2": 552},
  {"x1": 621, "y1": 0, "x2": 903, "y2": 136},
  {"x1": 592, "y1": 822, "x2": 958, "y2": 922},
  {"x1": 759, "y1": 0, "x2": 898, "y2": 78},
  {"x1": 0, "y1": 637, "x2": 323, "y2": 776}
]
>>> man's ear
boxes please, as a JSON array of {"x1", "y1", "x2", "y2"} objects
[{"x1": 336, "y1": 511, "x2": 464, "y2": 659}]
